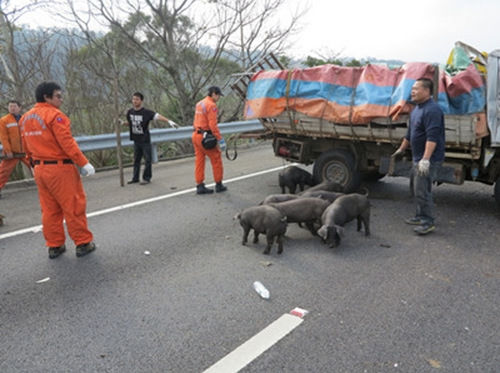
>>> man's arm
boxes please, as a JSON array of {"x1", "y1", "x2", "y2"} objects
[
  {"x1": 397, "y1": 138, "x2": 410, "y2": 153},
  {"x1": 154, "y1": 113, "x2": 179, "y2": 128},
  {"x1": 154, "y1": 113, "x2": 169, "y2": 123},
  {"x1": 0, "y1": 122, "x2": 13, "y2": 158},
  {"x1": 421, "y1": 140, "x2": 437, "y2": 161},
  {"x1": 422, "y1": 106, "x2": 443, "y2": 160},
  {"x1": 206, "y1": 106, "x2": 222, "y2": 140},
  {"x1": 50, "y1": 114, "x2": 89, "y2": 167}
]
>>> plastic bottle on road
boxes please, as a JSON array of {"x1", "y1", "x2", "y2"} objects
[{"x1": 253, "y1": 281, "x2": 270, "y2": 299}]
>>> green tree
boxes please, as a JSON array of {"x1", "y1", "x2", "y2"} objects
[
  {"x1": 345, "y1": 58, "x2": 362, "y2": 67},
  {"x1": 63, "y1": 0, "x2": 305, "y2": 125}
]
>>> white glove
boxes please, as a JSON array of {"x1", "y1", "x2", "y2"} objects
[
  {"x1": 218, "y1": 138, "x2": 227, "y2": 151},
  {"x1": 80, "y1": 162, "x2": 95, "y2": 176},
  {"x1": 168, "y1": 120, "x2": 180, "y2": 128},
  {"x1": 417, "y1": 159, "x2": 430, "y2": 176}
]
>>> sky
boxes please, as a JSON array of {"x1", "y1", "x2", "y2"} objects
[
  {"x1": 285, "y1": 0, "x2": 500, "y2": 63},
  {"x1": 15, "y1": 0, "x2": 500, "y2": 64}
]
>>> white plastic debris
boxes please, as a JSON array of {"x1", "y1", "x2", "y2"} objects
[
  {"x1": 144, "y1": 251, "x2": 151, "y2": 256},
  {"x1": 36, "y1": 277, "x2": 50, "y2": 284},
  {"x1": 253, "y1": 281, "x2": 270, "y2": 299}
]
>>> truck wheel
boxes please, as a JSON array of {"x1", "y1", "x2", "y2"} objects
[
  {"x1": 313, "y1": 149, "x2": 361, "y2": 192},
  {"x1": 495, "y1": 177, "x2": 500, "y2": 209}
]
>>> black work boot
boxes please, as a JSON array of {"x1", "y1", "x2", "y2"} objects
[
  {"x1": 48, "y1": 244, "x2": 66, "y2": 259},
  {"x1": 76, "y1": 241, "x2": 96, "y2": 257},
  {"x1": 196, "y1": 183, "x2": 214, "y2": 194},
  {"x1": 215, "y1": 182, "x2": 227, "y2": 193}
]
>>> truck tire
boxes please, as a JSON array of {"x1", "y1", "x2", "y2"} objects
[
  {"x1": 495, "y1": 177, "x2": 500, "y2": 209},
  {"x1": 313, "y1": 149, "x2": 361, "y2": 192}
]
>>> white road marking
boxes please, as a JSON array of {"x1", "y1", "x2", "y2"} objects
[
  {"x1": 0, "y1": 164, "x2": 292, "y2": 241},
  {"x1": 203, "y1": 313, "x2": 304, "y2": 373}
]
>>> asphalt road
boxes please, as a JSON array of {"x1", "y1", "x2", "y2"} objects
[{"x1": 1, "y1": 143, "x2": 499, "y2": 372}]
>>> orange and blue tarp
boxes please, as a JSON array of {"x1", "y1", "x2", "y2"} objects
[{"x1": 244, "y1": 62, "x2": 485, "y2": 124}]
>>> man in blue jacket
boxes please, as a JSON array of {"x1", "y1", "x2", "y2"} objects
[{"x1": 392, "y1": 78, "x2": 445, "y2": 235}]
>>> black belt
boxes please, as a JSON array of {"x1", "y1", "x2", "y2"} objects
[
  {"x1": 33, "y1": 159, "x2": 73, "y2": 165},
  {"x1": 195, "y1": 128, "x2": 211, "y2": 134}
]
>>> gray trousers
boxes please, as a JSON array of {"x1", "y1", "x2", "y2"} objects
[{"x1": 412, "y1": 162, "x2": 441, "y2": 224}]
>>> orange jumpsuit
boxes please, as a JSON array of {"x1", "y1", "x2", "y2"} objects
[
  {"x1": 192, "y1": 96, "x2": 223, "y2": 184},
  {"x1": 0, "y1": 113, "x2": 31, "y2": 189},
  {"x1": 20, "y1": 103, "x2": 93, "y2": 247}
]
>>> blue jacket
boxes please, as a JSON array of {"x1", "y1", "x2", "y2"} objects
[{"x1": 405, "y1": 98, "x2": 445, "y2": 163}]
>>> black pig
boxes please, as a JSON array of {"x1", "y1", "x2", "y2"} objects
[
  {"x1": 300, "y1": 190, "x2": 344, "y2": 203},
  {"x1": 235, "y1": 205, "x2": 287, "y2": 255},
  {"x1": 278, "y1": 166, "x2": 315, "y2": 194},
  {"x1": 317, "y1": 193, "x2": 370, "y2": 248},
  {"x1": 259, "y1": 193, "x2": 300, "y2": 205},
  {"x1": 302, "y1": 180, "x2": 344, "y2": 194},
  {"x1": 269, "y1": 197, "x2": 331, "y2": 236}
]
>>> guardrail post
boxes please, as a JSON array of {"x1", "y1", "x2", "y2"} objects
[{"x1": 152, "y1": 144, "x2": 158, "y2": 163}]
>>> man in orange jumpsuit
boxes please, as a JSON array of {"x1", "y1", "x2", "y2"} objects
[
  {"x1": 20, "y1": 82, "x2": 96, "y2": 259},
  {"x1": 0, "y1": 100, "x2": 31, "y2": 198},
  {"x1": 192, "y1": 86, "x2": 227, "y2": 194}
]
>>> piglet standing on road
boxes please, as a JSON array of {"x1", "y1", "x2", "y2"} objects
[
  {"x1": 235, "y1": 205, "x2": 287, "y2": 255},
  {"x1": 302, "y1": 180, "x2": 344, "y2": 194},
  {"x1": 317, "y1": 193, "x2": 370, "y2": 248},
  {"x1": 299, "y1": 190, "x2": 344, "y2": 203},
  {"x1": 259, "y1": 193, "x2": 300, "y2": 205},
  {"x1": 278, "y1": 166, "x2": 315, "y2": 194},
  {"x1": 268, "y1": 197, "x2": 331, "y2": 236}
]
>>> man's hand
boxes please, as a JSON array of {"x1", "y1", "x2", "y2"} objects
[
  {"x1": 417, "y1": 159, "x2": 430, "y2": 176},
  {"x1": 119, "y1": 119, "x2": 128, "y2": 126},
  {"x1": 218, "y1": 138, "x2": 227, "y2": 152},
  {"x1": 4, "y1": 151, "x2": 13, "y2": 159},
  {"x1": 168, "y1": 120, "x2": 180, "y2": 129},
  {"x1": 80, "y1": 163, "x2": 96, "y2": 176},
  {"x1": 391, "y1": 148, "x2": 404, "y2": 159}
]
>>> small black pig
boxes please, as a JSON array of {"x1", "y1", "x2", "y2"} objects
[
  {"x1": 278, "y1": 166, "x2": 315, "y2": 194},
  {"x1": 259, "y1": 193, "x2": 300, "y2": 205},
  {"x1": 235, "y1": 205, "x2": 287, "y2": 255},
  {"x1": 269, "y1": 197, "x2": 331, "y2": 236},
  {"x1": 300, "y1": 190, "x2": 344, "y2": 203},
  {"x1": 302, "y1": 180, "x2": 344, "y2": 194},
  {"x1": 317, "y1": 193, "x2": 370, "y2": 248}
]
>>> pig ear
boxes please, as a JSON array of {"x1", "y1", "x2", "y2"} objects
[
  {"x1": 334, "y1": 225, "x2": 345, "y2": 237},
  {"x1": 317, "y1": 225, "x2": 327, "y2": 240}
]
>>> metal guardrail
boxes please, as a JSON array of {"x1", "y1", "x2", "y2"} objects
[{"x1": 0, "y1": 120, "x2": 264, "y2": 162}]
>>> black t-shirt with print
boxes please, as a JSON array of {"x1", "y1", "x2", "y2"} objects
[{"x1": 126, "y1": 107, "x2": 157, "y2": 143}]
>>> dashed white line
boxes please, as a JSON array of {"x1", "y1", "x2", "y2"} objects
[{"x1": 203, "y1": 313, "x2": 305, "y2": 373}]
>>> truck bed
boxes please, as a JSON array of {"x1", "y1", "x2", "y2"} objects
[{"x1": 262, "y1": 111, "x2": 483, "y2": 159}]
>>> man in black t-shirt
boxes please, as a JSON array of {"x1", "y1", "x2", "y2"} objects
[{"x1": 124, "y1": 92, "x2": 177, "y2": 185}]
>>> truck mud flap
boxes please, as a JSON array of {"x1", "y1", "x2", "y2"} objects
[{"x1": 379, "y1": 157, "x2": 465, "y2": 185}]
